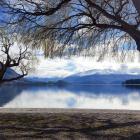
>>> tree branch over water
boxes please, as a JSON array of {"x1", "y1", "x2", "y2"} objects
[{"x1": 0, "y1": 0, "x2": 140, "y2": 60}]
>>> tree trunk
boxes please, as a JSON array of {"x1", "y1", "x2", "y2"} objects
[
  {"x1": 132, "y1": 0, "x2": 140, "y2": 16},
  {"x1": 134, "y1": 37, "x2": 140, "y2": 52},
  {"x1": 134, "y1": 38, "x2": 140, "y2": 62},
  {"x1": 0, "y1": 67, "x2": 7, "y2": 83}
]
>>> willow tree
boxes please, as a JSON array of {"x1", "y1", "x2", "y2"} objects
[
  {"x1": 0, "y1": 30, "x2": 33, "y2": 83},
  {"x1": 0, "y1": 0, "x2": 140, "y2": 58}
]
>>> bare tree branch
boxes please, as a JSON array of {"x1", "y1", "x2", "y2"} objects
[
  {"x1": 0, "y1": 30, "x2": 33, "y2": 83},
  {"x1": 0, "y1": 0, "x2": 140, "y2": 59}
]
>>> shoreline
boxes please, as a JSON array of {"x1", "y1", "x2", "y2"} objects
[{"x1": 0, "y1": 108, "x2": 140, "y2": 114}]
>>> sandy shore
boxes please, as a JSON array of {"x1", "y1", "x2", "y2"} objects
[
  {"x1": 0, "y1": 109, "x2": 139, "y2": 140},
  {"x1": 1, "y1": 108, "x2": 140, "y2": 113}
]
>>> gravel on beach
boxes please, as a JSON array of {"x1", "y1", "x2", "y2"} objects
[{"x1": 0, "y1": 109, "x2": 139, "y2": 140}]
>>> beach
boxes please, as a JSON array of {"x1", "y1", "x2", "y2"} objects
[{"x1": 0, "y1": 109, "x2": 139, "y2": 139}]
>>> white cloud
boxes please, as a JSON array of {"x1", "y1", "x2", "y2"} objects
[{"x1": 28, "y1": 55, "x2": 140, "y2": 79}]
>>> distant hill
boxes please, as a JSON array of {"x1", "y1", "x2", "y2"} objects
[
  {"x1": 63, "y1": 69, "x2": 140, "y2": 84},
  {"x1": 3, "y1": 68, "x2": 20, "y2": 80}
]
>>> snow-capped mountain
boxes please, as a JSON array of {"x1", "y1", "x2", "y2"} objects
[
  {"x1": 26, "y1": 56, "x2": 140, "y2": 84},
  {"x1": 63, "y1": 69, "x2": 140, "y2": 84}
]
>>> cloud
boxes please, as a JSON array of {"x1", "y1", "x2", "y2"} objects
[{"x1": 28, "y1": 55, "x2": 140, "y2": 78}]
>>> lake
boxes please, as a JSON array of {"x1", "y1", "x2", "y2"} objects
[{"x1": 0, "y1": 84, "x2": 140, "y2": 110}]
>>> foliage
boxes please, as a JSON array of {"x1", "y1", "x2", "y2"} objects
[{"x1": 0, "y1": 0, "x2": 140, "y2": 60}]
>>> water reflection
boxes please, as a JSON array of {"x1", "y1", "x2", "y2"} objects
[{"x1": 0, "y1": 84, "x2": 140, "y2": 110}]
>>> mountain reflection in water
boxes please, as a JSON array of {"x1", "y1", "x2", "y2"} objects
[{"x1": 0, "y1": 84, "x2": 140, "y2": 110}]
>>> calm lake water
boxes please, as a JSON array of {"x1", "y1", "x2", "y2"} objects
[{"x1": 0, "y1": 84, "x2": 140, "y2": 110}]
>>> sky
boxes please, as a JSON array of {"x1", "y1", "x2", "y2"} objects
[
  {"x1": 28, "y1": 54, "x2": 140, "y2": 79},
  {"x1": 0, "y1": 1, "x2": 140, "y2": 79}
]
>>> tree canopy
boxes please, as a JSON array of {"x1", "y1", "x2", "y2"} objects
[{"x1": 0, "y1": 0, "x2": 140, "y2": 59}]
